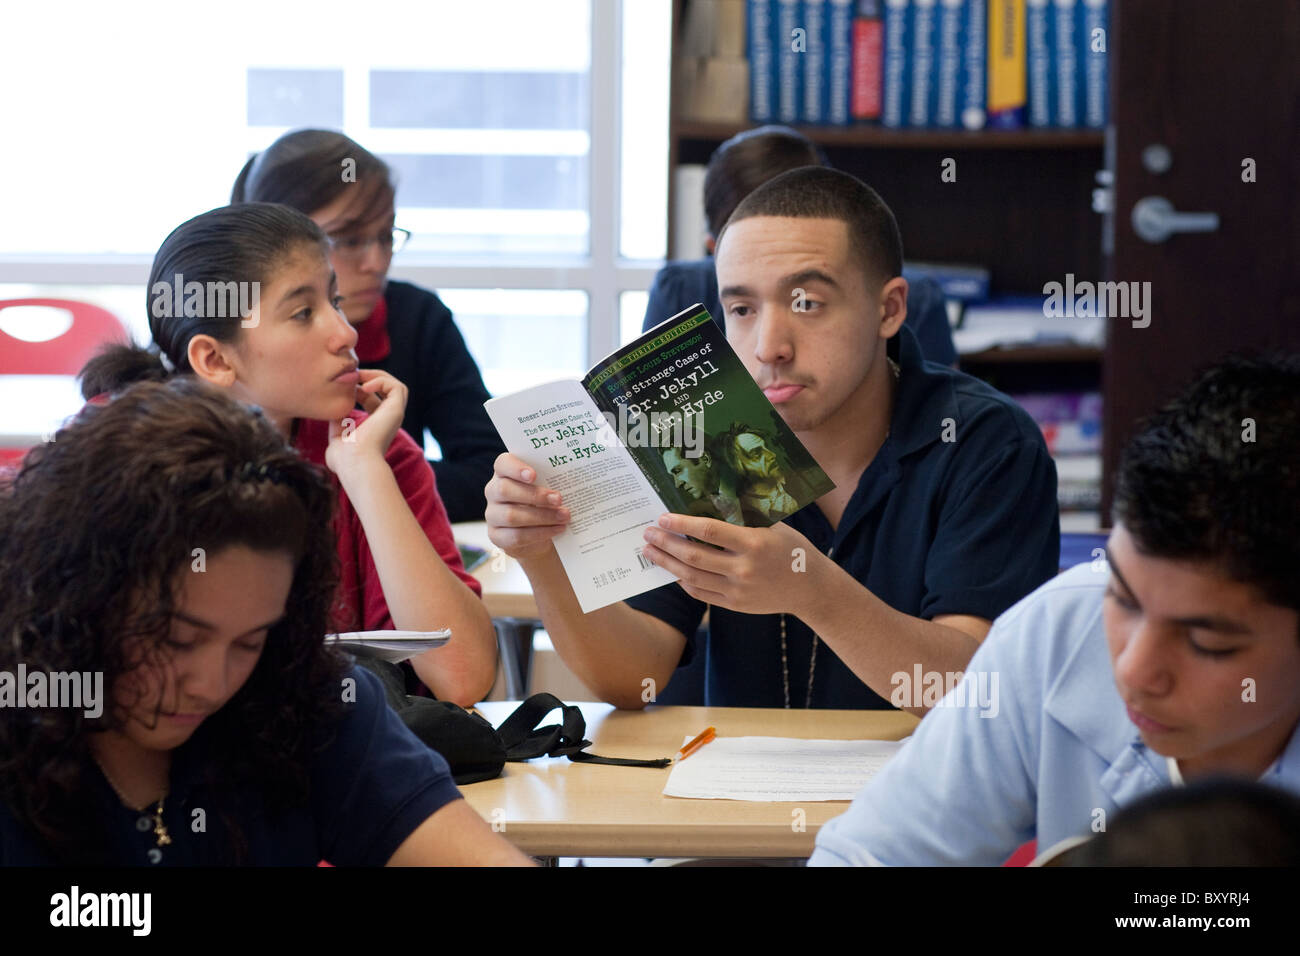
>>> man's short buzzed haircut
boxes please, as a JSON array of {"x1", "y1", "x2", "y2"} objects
[
  {"x1": 715, "y1": 167, "x2": 904, "y2": 289},
  {"x1": 1114, "y1": 352, "x2": 1300, "y2": 616}
]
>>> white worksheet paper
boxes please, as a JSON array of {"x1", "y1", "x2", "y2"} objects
[{"x1": 662, "y1": 736, "x2": 908, "y2": 802}]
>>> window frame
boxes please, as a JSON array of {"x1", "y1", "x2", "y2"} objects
[{"x1": 0, "y1": 0, "x2": 667, "y2": 370}]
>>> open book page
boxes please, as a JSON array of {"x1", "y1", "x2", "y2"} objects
[
  {"x1": 662, "y1": 736, "x2": 907, "y2": 802},
  {"x1": 484, "y1": 379, "x2": 677, "y2": 613},
  {"x1": 582, "y1": 305, "x2": 834, "y2": 528}
]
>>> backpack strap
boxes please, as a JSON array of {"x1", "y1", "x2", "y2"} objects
[{"x1": 495, "y1": 693, "x2": 671, "y2": 768}]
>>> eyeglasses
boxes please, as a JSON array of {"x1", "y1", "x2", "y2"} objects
[{"x1": 327, "y1": 227, "x2": 411, "y2": 260}]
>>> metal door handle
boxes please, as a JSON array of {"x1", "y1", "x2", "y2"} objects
[{"x1": 1131, "y1": 196, "x2": 1220, "y2": 244}]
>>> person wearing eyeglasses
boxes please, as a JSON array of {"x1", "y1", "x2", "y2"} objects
[{"x1": 232, "y1": 129, "x2": 504, "y2": 523}]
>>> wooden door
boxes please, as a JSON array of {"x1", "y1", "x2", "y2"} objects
[{"x1": 1102, "y1": 0, "x2": 1300, "y2": 511}]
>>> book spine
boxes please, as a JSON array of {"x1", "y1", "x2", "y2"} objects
[
  {"x1": 828, "y1": 0, "x2": 854, "y2": 124},
  {"x1": 1027, "y1": 0, "x2": 1053, "y2": 126},
  {"x1": 851, "y1": 0, "x2": 884, "y2": 121},
  {"x1": 803, "y1": 0, "x2": 829, "y2": 123},
  {"x1": 959, "y1": 0, "x2": 987, "y2": 128},
  {"x1": 1040, "y1": 420, "x2": 1102, "y2": 456},
  {"x1": 909, "y1": 0, "x2": 937, "y2": 126},
  {"x1": 987, "y1": 0, "x2": 1026, "y2": 128},
  {"x1": 777, "y1": 0, "x2": 804, "y2": 122},
  {"x1": 904, "y1": 263, "x2": 991, "y2": 300},
  {"x1": 934, "y1": 0, "x2": 962, "y2": 126},
  {"x1": 1054, "y1": 0, "x2": 1080, "y2": 127},
  {"x1": 1082, "y1": 0, "x2": 1107, "y2": 127},
  {"x1": 882, "y1": 0, "x2": 910, "y2": 127},
  {"x1": 749, "y1": 0, "x2": 776, "y2": 121}
]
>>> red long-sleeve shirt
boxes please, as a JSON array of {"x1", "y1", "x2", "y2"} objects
[{"x1": 293, "y1": 411, "x2": 481, "y2": 633}]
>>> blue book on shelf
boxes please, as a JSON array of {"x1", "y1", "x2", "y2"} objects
[
  {"x1": 1054, "y1": 0, "x2": 1081, "y2": 127},
  {"x1": 777, "y1": 0, "x2": 804, "y2": 122},
  {"x1": 903, "y1": 261, "x2": 991, "y2": 301},
  {"x1": 959, "y1": 0, "x2": 986, "y2": 129},
  {"x1": 1027, "y1": 0, "x2": 1053, "y2": 126},
  {"x1": 933, "y1": 0, "x2": 984, "y2": 128},
  {"x1": 934, "y1": 0, "x2": 962, "y2": 126},
  {"x1": 828, "y1": 0, "x2": 854, "y2": 124},
  {"x1": 908, "y1": 0, "x2": 938, "y2": 126},
  {"x1": 749, "y1": 0, "x2": 776, "y2": 121},
  {"x1": 803, "y1": 0, "x2": 830, "y2": 123},
  {"x1": 882, "y1": 0, "x2": 910, "y2": 127},
  {"x1": 1082, "y1": 0, "x2": 1108, "y2": 127}
]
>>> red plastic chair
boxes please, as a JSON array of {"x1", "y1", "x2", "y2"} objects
[
  {"x1": 1, "y1": 298, "x2": 130, "y2": 466},
  {"x1": 0, "y1": 297, "x2": 129, "y2": 376},
  {"x1": 1003, "y1": 840, "x2": 1037, "y2": 866}
]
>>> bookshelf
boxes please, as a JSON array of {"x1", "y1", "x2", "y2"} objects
[
  {"x1": 674, "y1": 121, "x2": 1104, "y2": 151},
  {"x1": 667, "y1": 1, "x2": 1107, "y2": 308},
  {"x1": 669, "y1": 122, "x2": 1106, "y2": 305},
  {"x1": 667, "y1": 1, "x2": 1107, "y2": 528}
]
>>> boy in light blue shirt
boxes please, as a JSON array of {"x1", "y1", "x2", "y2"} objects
[{"x1": 811, "y1": 354, "x2": 1300, "y2": 865}]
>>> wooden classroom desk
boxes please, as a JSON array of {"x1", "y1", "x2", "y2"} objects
[
  {"x1": 462, "y1": 701, "x2": 919, "y2": 859},
  {"x1": 453, "y1": 520, "x2": 539, "y2": 620}
]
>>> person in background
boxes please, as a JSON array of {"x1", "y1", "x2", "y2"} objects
[
  {"x1": 80, "y1": 203, "x2": 496, "y2": 706},
  {"x1": 0, "y1": 379, "x2": 530, "y2": 865},
  {"x1": 643, "y1": 125, "x2": 958, "y2": 368},
  {"x1": 810, "y1": 354, "x2": 1300, "y2": 865},
  {"x1": 232, "y1": 128, "x2": 504, "y2": 523}
]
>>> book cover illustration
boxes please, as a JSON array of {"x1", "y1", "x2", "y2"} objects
[{"x1": 583, "y1": 305, "x2": 835, "y2": 529}]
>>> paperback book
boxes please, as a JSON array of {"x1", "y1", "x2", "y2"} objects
[{"x1": 485, "y1": 305, "x2": 835, "y2": 613}]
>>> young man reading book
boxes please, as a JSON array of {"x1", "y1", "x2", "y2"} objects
[
  {"x1": 485, "y1": 168, "x2": 1058, "y2": 711},
  {"x1": 810, "y1": 354, "x2": 1300, "y2": 864}
]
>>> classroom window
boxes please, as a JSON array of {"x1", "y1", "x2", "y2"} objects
[
  {"x1": 246, "y1": 69, "x2": 345, "y2": 128},
  {"x1": 436, "y1": 289, "x2": 589, "y2": 397},
  {"x1": 0, "y1": 0, "x2": 668, "y2": 397},
  {"x1": 370, "y1": 71, "x2": 587, "y2": 129}
]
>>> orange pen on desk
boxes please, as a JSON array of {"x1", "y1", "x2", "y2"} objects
[{"x1": 673, "y1": 726, "x2": 716, "y2": 763}]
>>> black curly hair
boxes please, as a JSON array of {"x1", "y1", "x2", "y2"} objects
[
  {"x1": 1113, "y1": 352, "x2": 1300, "y2": 617},
  {"x1": 0, "y1": 377, "x2": 348, "y2": 864}
]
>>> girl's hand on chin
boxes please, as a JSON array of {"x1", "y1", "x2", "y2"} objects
[{"x1": 325, "y1": 369, "x2": 409, "y2": 478}]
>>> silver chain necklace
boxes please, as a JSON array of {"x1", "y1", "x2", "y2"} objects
[
  {"x1": 779, "y1": 614, "x2": 818, "y2": 709},
  {"x1": 778, "y1": 359, "x2": 894, "y2": 709}
]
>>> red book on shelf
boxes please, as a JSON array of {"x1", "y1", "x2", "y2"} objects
[{"x1": 852, "y1": 4, "x2": 883, "y2": 120}]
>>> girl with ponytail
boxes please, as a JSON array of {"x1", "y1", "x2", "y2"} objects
[{"x1": 81, "y1": 203, "x2": 497, "y2": 707}]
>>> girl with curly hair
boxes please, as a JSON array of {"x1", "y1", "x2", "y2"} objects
[
  {"x1": 79, "y1": 203, "x2": 496, "y2": 706},
  {"x1": 0, "y1": 378, "x2": 529, "y2": 865}
]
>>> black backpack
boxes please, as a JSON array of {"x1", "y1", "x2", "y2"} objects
[{"x1": 358, "y1": 658, "x2": 669, "y2": 784}]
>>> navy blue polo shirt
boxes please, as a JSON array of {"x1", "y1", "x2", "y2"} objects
[
  {"x1": 643, "y1": 257, "x2": 959, "y2": 366},
  {"x1": 624, "y1": 325, "x2": 1059, "y2": 709},
  {"x1": 0, "y1": 665, "x2": 461, "y2": 865}
]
